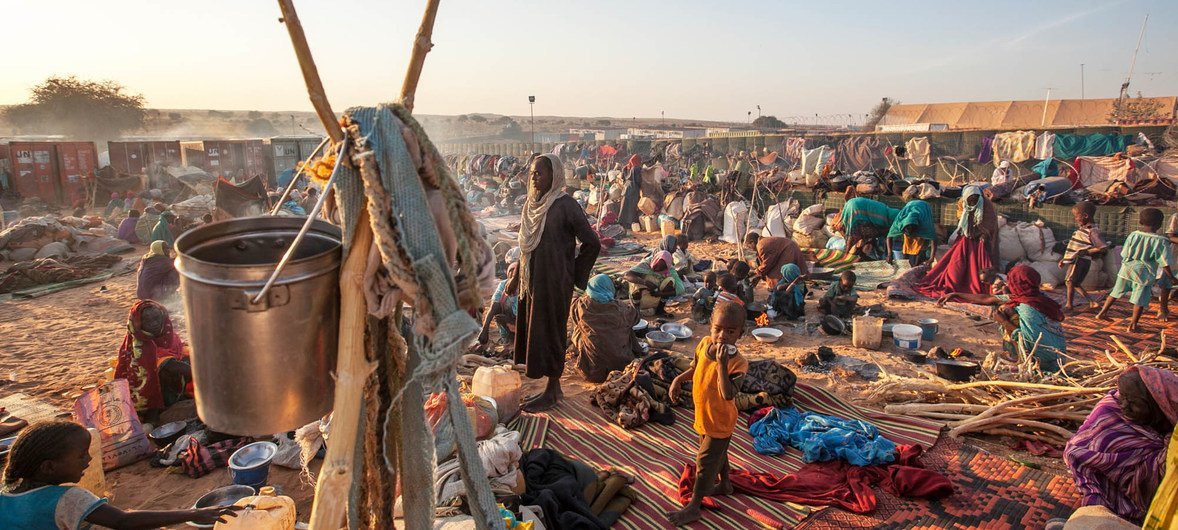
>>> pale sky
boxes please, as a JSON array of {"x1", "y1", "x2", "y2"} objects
[{"x1": 2, "y1": 0, "x2": 1176, "y2": 123}]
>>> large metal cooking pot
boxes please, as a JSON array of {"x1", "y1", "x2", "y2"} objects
[{"x1": 175, "y1": 216, "x2": 341, "y2": 436}]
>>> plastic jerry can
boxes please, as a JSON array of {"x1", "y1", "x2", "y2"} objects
[
  {"x1": 472, "y1": 365, "x2": 522, "y2": 422},
  {"x1": 214, "y1": 486, "x2": 296, "y2": 530}
]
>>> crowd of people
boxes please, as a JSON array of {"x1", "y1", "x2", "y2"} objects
[{"x1": 3, "y1": 142, "x2": 1177, "y2": 529}]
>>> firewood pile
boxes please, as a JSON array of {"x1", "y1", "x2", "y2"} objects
[{"x1": 864, "y1": 332, "x2": 1175, "y2": 448}]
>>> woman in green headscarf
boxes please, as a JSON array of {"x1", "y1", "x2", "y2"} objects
[
  {"x1": 767, "y1": 263, "x2": 807, "y2": 320},
  {"x1": 150, "y1": 211, "x2": 177, "y2": 246},
  {"x1": 837, "y1": 197, "x2": 899, "y2": 260},
  {"x1": 886, "y1": 200, "x2": 937, "y2": 266}
]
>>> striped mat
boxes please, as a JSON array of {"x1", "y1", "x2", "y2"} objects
[
  {"x1": 507, "y1": 413, "x2": 550, "y2": 450},
  {"x1": 812, "y1": 249, "x2": 860, "y2": 274},
  {"x1": 520, "y1": 384, "x2": 943, "y2": 530}
]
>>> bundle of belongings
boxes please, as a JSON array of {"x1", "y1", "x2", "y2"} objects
[
  {"x1": 676, "y1": 406, "x2": 953, "y2": 514},
  {"x1": 792, "y1": 204, "x2": 828, "y2": 250},
  {"x1": 212, "y1": 176, "x2": 269, "y2": 219},
  {"x1": 590, "y1": 351, "x2": 796, "y2": 429},
  {"x1": 0, "y1": 215, "x2": 131, "y2": 293}
]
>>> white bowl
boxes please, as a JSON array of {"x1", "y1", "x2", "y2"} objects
[
  {"x1": 633, "y1": 319, "x2": 649, "y2": 331},
  {"x1": 660, "y1": 322, "x2": 693, "y2": 340},
  {"x1": 751, "y1": 327, "x2": 783, "y2": 343}
]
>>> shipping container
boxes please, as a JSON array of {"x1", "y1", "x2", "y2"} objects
[
  {"x1": 8, "y1": 142, "x2": 62, "y2": 204},
  {"x1": 108, "y1": 140, "x2": 182, "y2": 175},
  {"x1": 54, "y1": 142, "x2": 98, "y2": 206},
  {"x1": 269, "y1": 136, "x2": 324, "y2": 184},
  {"x1": 181, "y1": 140, "x2": 267, "y2": 181}
]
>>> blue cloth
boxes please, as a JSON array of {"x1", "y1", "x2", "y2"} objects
[
  {"x1": 1053, "y1": 133, "x2": 1134, "y2": 160},
  {"x1": 777, "y1": 264, "x2": 804, "y2": 307},
  {"x1": 1032, "y1": 158, "x2": 1059, "y2": 178},
  {"x1": 586, "y1": 274, "x2": 615, "y2": 303},
  {"x1": 281, "y1": 200, "x2": 306, "y2": 215},
  {"x1": 0, "y1": 485, "x2": 106, "y2": 530},
  {"x1": 995, "y1": 294, "x2": 1067, "y2": 372},
  {"x1": 492, "y1": 279, "x2": 518, "y2": 316},
  {"x1": 748, "y1": 406, "x2": 898, "y2": 466},
  {"x1": 1021, "y1": 176, "x2": 1072, "y2": 199},
  {"x1": 277, "y1": 168, "x2": 296, "y2": 188}
]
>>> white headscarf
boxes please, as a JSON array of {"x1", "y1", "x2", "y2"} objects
[{"x1": 517, "y1": 153, "x2": 568, "y2": 291}]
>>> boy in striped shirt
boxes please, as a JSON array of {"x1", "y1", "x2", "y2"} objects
[
  {"x1": 1096, "y1": 208, "x2": 1174, "y2": 332},
  {"x1": 1058, "y1": 202, "x2": 1106, "y2": 313}
]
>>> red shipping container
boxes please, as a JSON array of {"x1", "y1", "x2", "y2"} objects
[
  {"x1": 8, "y1": 142, "x2": 61, "y2": 204},
  {"x1": 55, "y1": 142, "x2": 98, "y2": 207}
]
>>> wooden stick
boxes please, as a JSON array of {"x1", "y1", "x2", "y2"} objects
[
  {"x1": 399, "y1": 0, "x2": 441, "y2": 113},
  {"x1": 1110, "y1": 335, "x2": 1140, "y2": 363},
  {"x1": 946, "y1": 380, "x2": 1112, "y2": 393},
  {"x1": 309, "y1": 210, "x2": 375, "y2": 530},
  {"x1": 277, "y1": 0, "x2": 343, "y2": 142}
]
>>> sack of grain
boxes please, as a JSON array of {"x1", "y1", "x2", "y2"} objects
[
  {"x1": 1028, "y1": 260, "x2": 1064, "y2": 287},
  {"x1": 998, "y1": 225, "x2": 1025, "y2": 262},
  {"x1": 1016, "y1": 221, "x2": 1059, "y2": 262}
]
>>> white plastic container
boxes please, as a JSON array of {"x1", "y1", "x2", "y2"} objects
[
  {"x1": 214, "y1": 486, "x2": 296, "y2": 530},
  {"x1": 472, "y1": 365, "x2": 522, "y2": 422},
  {"x1": 892, "y1": 324, "x2": 923, "y2": 350}
]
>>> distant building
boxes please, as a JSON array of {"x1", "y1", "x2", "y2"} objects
[
  {"x1": 879, "y1": 97, "x2": 1176, "y2": 131},
  {"x1": 568, "y1": 128, "x2": 627, "y2": 141}
]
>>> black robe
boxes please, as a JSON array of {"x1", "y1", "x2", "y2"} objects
[
  {"x1": 514, "y1": 196, "x2": 600, "y2": 379},
  {"x1": 617, "y1": 166, "x2": 642, "y2": 226}
]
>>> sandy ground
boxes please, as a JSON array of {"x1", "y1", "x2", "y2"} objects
[{"x1": 0, "y1": 232, "x2": 1061, "y2": 527}]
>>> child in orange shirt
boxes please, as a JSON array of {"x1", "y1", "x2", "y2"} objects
[{"x1": 666, "y1": 301, "x2": 748, "y2": 526}]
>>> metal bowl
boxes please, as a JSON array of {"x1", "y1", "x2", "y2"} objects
[
  {"x1": 187, "y1": 485, "x2": 256, "y2": 528},
  {"x1": 933, "y1": 359, "x2": 981, "y2": 382},
  {"x1": 645, "y1": 331, "x2": 676, "y2": 349},
  {"x1": 902, "y1": 349, "x2": 927, "y2": 364},
  {"x1": 148, "y1": 421, "x2": 187, "y2": 449},
  {"x1": 229, "y1": 441, "x2": 278, "y2": 470},
  {"x1": 820, "y1": 315, "x2": 846, "y2": 335},
  {"x1": 751, "y1": 327, "x2": 783, "y2": 343},
  {"x1": 632, "y1": 319, "x2": 649, "y2": 331},
  {"x1": 660, "y1": 322, "x2": 693, "y2": 340}
]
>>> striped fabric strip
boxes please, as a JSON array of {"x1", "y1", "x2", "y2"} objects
[
  {"x1": 812, "y1": 249, "x2": 860, "y2": 273},
  {"x1": 507, "y1": 414, "x2": 549, "y2": 450},
  {"x1": 523, "y1": 384, "x2": 943, "y2": 529}
]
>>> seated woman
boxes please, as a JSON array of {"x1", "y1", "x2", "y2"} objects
[
  {"x1": 114, "y1": 300, "x2": 191, "y2": 423},
  {"x1": 117, "y1": 209, "x2": 142, "y2": 245},
  {"x1": 624, "y1": 251, "x2": 684, "y2": 317},
  {"x1": 937, "y1": 265, "x2": 1066, "y2": 372},
  {"x1": 767, "y1": 263, "x2": 806, "y2": 321},
  {"x1": 1064, "y1": 366, "x2": 1177, "y2": 525},
  {"x1": 135, "y1": 241, "x2": 180, "y2": 301},
  {"x1": 569, "y1": 275, "x2": 643, "y2": 383},
  {"x1": 886, "y1": 199, "x2": 936, "y2": 267},
  {"x1": 476, "y1": 263, "x2": 519, "y2": 349},
  {"x1": 151, "y1": 211, "x2": 178, "y2": 245}
]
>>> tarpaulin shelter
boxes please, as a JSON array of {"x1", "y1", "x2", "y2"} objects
[{"x1": 879, "y1": 97, "x2": 1177, "y2": 130}]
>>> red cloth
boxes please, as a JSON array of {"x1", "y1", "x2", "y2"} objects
[
  {"x1": 677, "y1": 444, "x2": 953, "y2": 513},
  {"x1": 625, "y1": 155, "x2": 641, "y2": 170},
  {"x1": 114, "y1": 300, "x2": 188, "y2": 410},
  {"x1": 916, "y1": 237, "x2": 992, "y2": 298},
  {"x1": 1007, "y1": 264, "x2": 1064, "y2": 322}
]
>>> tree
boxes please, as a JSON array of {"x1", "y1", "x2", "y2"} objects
[
  {"x1": 3, "y1": 76, "x2": 146, "y2": 139},
  {"x1": 468, "y1": 114, "x2": 487, "y2": 123},
  {"x1": 246, "y1": 118, "x2": 277, "y2": 136},
  {"x1": 596, "y1": 119, "x2": 611, "y2": 126},
  {"x1": 500, "y1": 120, "x2": 524, "y2": 140},
  {"x1": 863, "y1": 97, "x2": 897, "y2": 131},
  {"x1": 247, "y1": 110, "x2": 263, "y2": 120},
  {"x1": 752, "y1": 115, "x2": 787, "y2": 129}
]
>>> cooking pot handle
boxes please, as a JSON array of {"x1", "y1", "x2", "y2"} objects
[{"x1": 234, "y1": 285, "x2": 290, "y2": 312}]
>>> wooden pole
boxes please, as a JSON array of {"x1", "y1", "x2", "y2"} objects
[
  {"x1": 277, "y1": 0, "x2": 343, "y2": 142},
  {"x1": 399, "y1": 0, "x2": 441, "y2": 113},
  {"x1": 272, "y1": 0, "x2": 444, "y2": 527}
]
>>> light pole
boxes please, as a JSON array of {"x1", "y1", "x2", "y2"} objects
[{"x1": 530, "y1": 95, "x2": 539, "y2": 154}]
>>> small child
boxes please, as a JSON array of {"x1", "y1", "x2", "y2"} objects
[
  {"x1": 727, "y1": 261, "x2": 755, "y2": 308},
  {"x1": 667, "y1": 302, "x2": 748, "y2": 526},
  {"x1": 1097, "y1": 208, "x2": 1175, "y2": 332},
  {"x1": 767, "y1": 264, "x2": 806, "y2": 321},
  {"x1": 980, "y1": 269, "x2": 1009, "y2": 296},
  {"x1": 0, "y1": 421, "x2": 238, "y2": 529},
  {"x1": 691, "y1": 271, "x2": 720, "y2": 323},
  {"x1": 818, "y1": 271, "x2": 859, "y2": 318},
  {"x1": 1059, "y1": 201, "x2": 1107, "y2": 312}
]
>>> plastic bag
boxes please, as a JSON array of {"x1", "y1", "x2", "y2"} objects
[{"x1": 71, "y1": 380, "x2": 152, "y2": 471}]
